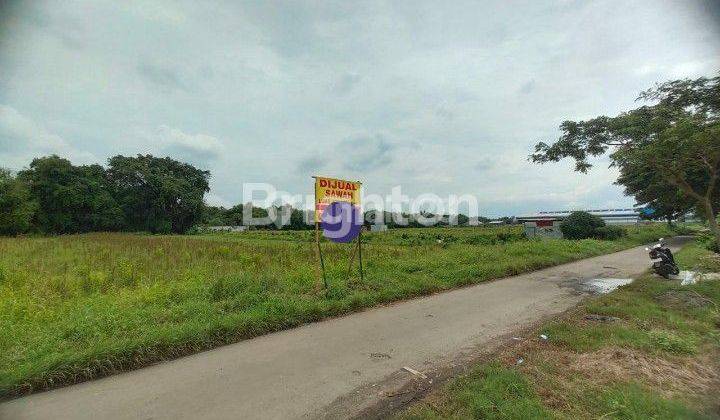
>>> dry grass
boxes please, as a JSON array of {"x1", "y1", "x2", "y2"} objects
[
  {"x1": 500, "y1": 334, "x2": 720, "y2": 411},
  {"x1": 572, "y1": 347, "x2": 719, "y2": 398}
]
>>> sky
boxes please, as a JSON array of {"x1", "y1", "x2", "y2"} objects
[{"x1": 1, "y1": 0, "x2": 719, "y2": 217}]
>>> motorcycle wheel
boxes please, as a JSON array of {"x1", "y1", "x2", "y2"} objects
[{"x1": 653, "y1": 263, "x2": 671, "y2": 279}]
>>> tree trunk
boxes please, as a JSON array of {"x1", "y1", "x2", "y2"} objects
[{"x1": 704, "y1": 200, "x2": 720, "y2": 252}]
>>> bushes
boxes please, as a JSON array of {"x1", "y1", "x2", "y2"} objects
[
  {"x1": 696, "y1": 232, "x2": 720, "y2": 253},
  {"x1": 560, "y1": 211, "x2": 606, "y2": 240},
  {"x1": 559, "y1": 212, "x2": 627, "y2": 240},
  {"x1": 594, "y1": 225, "x2": 626, "y2": 240}
]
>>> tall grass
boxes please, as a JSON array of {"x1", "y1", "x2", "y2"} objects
[{"x1": 0, "y1": 224, "x2": 680, "y2": 397}]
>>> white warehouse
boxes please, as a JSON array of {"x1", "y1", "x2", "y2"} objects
[
  {"x1": 517, "y1": 208, "x2": 643, "y2": 238},
  {"x1": 517, "y1": 208, "x2": 643, "y2": 225}
]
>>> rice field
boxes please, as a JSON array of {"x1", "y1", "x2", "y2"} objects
[{"x1": 0, "y1": 224, "x2": 681, "y2": 397}]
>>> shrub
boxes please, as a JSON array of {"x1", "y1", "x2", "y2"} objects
[
  {"x1": 694, "y1": 232, "x2": 720, "y2": 253},
  {"x1": 594, "y1": 225, "x2": 626, "y2": 240},
  {"x1": 185, "y1": 225, "x2": 201, "y2": 235},
  {"x1": 560, "y1": 211, "x2": 606, "y2": 240}
]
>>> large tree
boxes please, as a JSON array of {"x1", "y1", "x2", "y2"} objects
[
  {"x1": 19, "y1": 155, "x2": 123, "y2": 234},
  {"x1": 0, "y1": 168, "x2": 36, "y2": 235},
  {"x1": 530, "y1": 75, "x2": 720, "y2": 249},
  {"x1": 107, "y1": 155, "x2": 210, "y2": 234},
  {"x1": 616, "y1": 151, "x2": 693, "y2": 226}
]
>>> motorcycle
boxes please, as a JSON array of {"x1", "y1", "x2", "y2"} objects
[{"x1": 646, "y1": 238, "x2": 679, "y2": 279}]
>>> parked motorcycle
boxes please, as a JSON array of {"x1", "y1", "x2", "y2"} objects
[{"x1": 645, "y1": 238, "x2": 679, "y2": 278}]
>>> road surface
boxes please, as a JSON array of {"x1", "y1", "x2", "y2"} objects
[{"x1": 0, "y1": 238, "x2": 689, "y2": 420}]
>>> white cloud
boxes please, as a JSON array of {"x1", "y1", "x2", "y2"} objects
[
  {"x1": 205, "y1": 192, "x2": 232, "y2": 208},
  {"x1": 0, "y1": 1, "x2": 717, "y2": 215},
  {"x1": 0, "y1": 105, "x2": 96, "y2": 169},
  {"x1": 0, "y1": 104, "x2": 66, "y2": 151},
  {"x1": 135, "y1": 125, "x2": 225, "y2": 169}
]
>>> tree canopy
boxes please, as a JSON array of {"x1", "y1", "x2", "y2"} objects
[
  {"x1": 0, "y1": 168, "x2": 36, "y2": 235},
  {"x1": 530, "y1": 74, "x2": 720, "y2": 249},
  {"x1": 107, "y1": 155, "x2": 210, "y2": 234},
  {"x1": 19, "y1": 156, "x2": 123, "y2": 234},
  {"x1": 3, "y1": 154, "x2": 210, "y2": 235}
]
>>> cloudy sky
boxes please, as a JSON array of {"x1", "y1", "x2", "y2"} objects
[{"x1": 1, "y1": 0, "x2": 718, "y2": 216}]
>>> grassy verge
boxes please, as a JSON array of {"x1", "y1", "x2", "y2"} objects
[
  {"x1": 399, "y1": 241, "x2": 720, "y2": 419},
  {"x1": 0, "y1": 224, "x2": 685, "y2": 398}
]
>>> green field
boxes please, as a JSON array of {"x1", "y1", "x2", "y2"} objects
[{"x1": 0, "y1": 224, "x2": 683, "y2": 397}]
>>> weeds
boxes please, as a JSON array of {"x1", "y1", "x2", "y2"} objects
[{"x1": 400, "y1": 363, "x2": 550, "y2": 420}]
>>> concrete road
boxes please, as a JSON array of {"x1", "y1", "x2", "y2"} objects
[{"x1": 0, "y1": 238, "x2": 689, "y2": 420}]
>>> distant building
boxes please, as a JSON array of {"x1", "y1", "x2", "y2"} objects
[
  {"x1": 370, "y1": 224, "x2": 388, "y2": 232},
  {"x1": 518, "y1": 208, "x2": 642, "y2": 225},
  {"x1": 517, "y1": 208, "x2": 643, "y2": 238},
  {"x1": 205, "y1": 225, "x2": 248, "y2": 233},
  {"x1": 521, "y1": 219, "x2": 563, "y2": 238}
]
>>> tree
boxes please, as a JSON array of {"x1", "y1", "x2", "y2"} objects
[
  {"x1": 287, "y1": 207, "x2": 312, "y2": 230},
  {"x1": 107, "y1": 155, "x2": 210, "y2": 234},
  {"x1": 0, "y1": 169, "x2": 36, "y2": 235},
  {"x1": 76, "y1": 164, "x2": 125, "y2": 231},
  {"x1": 455, "y1": 214, "x2": 470, "y2": 226},
  {"x1": 225, "y1": 204, "x2": 245, "y2": 226},
  {"x1": 19, "y1": 155, "x2": 123, "y2": 234},
  {"x1": 202, "y1": 205, "x2": 229, "y2": 226},
  {"x1": 250, "y1": 205, "x2": 273, "y2": 229},
  {"x1": 628, "y1": 120, "x2": 720, "y2": 240},
  {"x1": 530, "y1": 74, "x2": 720, "y2": 250},
  {"x1": 616, "y1": 153, "x2": 693, "y2": 226}
]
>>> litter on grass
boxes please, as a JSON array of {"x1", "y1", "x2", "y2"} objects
[
  {"x1": 580, "y1": 278, "x2": 634, "y2": 294},
  {"x1": 669, "y1": 270, "x2": 696, "y2": 286},
  {"x1": 402, "y1": 366, "x2": 428, "y2": 380},
  {"x1": 669, "y1": 270, "x2": 720, "y2": 285},
  {"x1": 584, "y1": 314, "x2": 620, "y2": 322}
]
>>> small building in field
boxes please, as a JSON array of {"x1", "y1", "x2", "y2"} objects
[{"x1": 520, "y1": 218, "x2": 563, "y2": 239}]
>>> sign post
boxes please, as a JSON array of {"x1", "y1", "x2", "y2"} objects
[
  {"x1": 314, "y1": 208, "x2": 328, "y2": 291},
  {"x1": 357, "y1": 227, "x2": 364, "y2": 282},
  {"x1": 313, "y1": 176, "x2": 363, "y2": 291}
]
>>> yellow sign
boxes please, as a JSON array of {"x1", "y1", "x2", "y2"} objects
[{"x1": 314, "y1": 176, "x2": 362, "y2": 222}]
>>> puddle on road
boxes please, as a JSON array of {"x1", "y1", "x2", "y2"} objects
[{"x1": 579, "y1": 278, "x2": 634, "y2": 294}]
